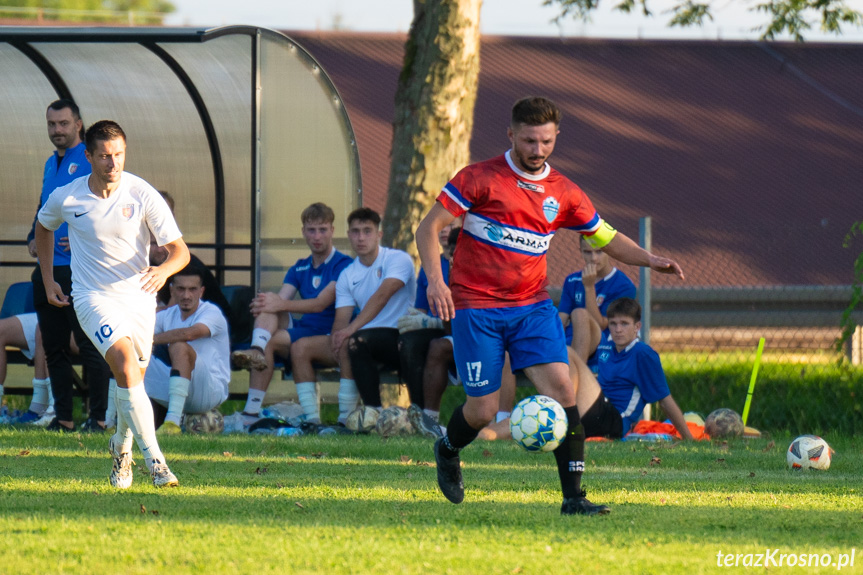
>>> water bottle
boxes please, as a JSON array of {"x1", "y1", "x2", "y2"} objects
[{"x1": 275, "y1": 426, "x2": 304, "y2": 437}]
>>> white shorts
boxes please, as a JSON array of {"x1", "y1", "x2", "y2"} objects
[
  {"x1": 14, "y1": 313, "x2": 38, "y2": 361},
  {"x1": 144, "y1": 356, "x2": 228, "y2": 414},
  {"x1": 74, "y1": 292, "x2": 156, "y2": 368}
]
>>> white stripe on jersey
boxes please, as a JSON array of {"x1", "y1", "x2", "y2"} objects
[
  {"x1": 462, "y1": 212, "x2": 554, "y2": 256},
  {"x1": 441, "y1": 183, "x2": 471, "y2": 211},
  {"x1": 619, "y1": 387, "x2": 642, "y2": 418}
]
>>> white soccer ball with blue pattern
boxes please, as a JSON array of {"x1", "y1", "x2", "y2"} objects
[{"x1": 510, "y1": 395, "x2": 568, "y2": 452}]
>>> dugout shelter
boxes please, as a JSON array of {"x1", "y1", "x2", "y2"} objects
[{"x1": 0, "y1": 25, "x2": 362, "y2": 301}]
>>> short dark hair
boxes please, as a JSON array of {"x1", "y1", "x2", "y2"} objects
[
  {"x1": 511, "y1": 97, "x2": 562, "y2": 127},
  {"x1": 606, "y1": 297, "x2": 641, "y2": 322},
  {"x1": 47, "y1": 99, "x2": 84, "y2": 140},
  {"x1": 347, "y1": 207, "x2": 381, "y2": 228},
  {"x1": 171, "y1": 264, "x2": 205, "y2": 286},
  {"x1": 302, "y1": 203, "x2": 335, "y2": 225},
  {"x1": 85, "y1": 120, "x2": 126, "y2": 154},
  {"x1": 47, "y1": 99, "x2": 81, "y2": 119}
]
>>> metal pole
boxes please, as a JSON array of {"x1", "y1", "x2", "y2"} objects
[
  {"x1": 252, "y1": 30, "x2": 262, "y2": 293},
  {"x1": 639, "y1": 216, "x2": 652, "y2": 345},
  {"x1": 639, "y1": 216, "x2": 652, "y2": 422}
]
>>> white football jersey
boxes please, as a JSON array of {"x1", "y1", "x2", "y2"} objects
[
  {"x1": 154, "y1": 300, "x2": 231, "y2": 391},
  {"x1": 38, "y1": 172, "x2": 182, "y2": 298},
  {"x1": 335, "y1": 246, "x2": 416, "y2": 329}
]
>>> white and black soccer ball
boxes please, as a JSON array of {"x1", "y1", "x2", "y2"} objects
[
  {"x1": 184, "y1": 409, "x2": 225, "y2": 434},
  {"x1": 345, "y1": 405, "x2": 379, "y2": 433},
  {"x1": 510, "y1": 395, "x2": 568, "y2": 452},
  {"x1": 787, "y1": 434, "x2": 833, "y2": 470}
]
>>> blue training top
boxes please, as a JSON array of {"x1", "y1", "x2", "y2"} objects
[
  {"x1": 595, "y1": 334, "x2": 671, "y2": 437},
  {"x1": 558, "y1": 267, "x2": 636, "y2": 341},
  {"x1": 415, "y1": 254, "x2": 450, "y2": 318},
  {"x1": 283, "y1": 249, "x2": 353, "y2": 333},
  {"x1": 28, "y1": 142, "x2": 92, "y2": 267}
]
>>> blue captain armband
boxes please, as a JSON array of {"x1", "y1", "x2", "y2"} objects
[{"x1": 583, "y1": 220, "x2": 617, "y2": 249}]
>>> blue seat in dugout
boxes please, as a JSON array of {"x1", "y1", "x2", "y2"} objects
[{"x1": 0, "y1": 281, "x2": 35, "y2": 320}]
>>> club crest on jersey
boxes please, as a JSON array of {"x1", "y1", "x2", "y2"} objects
[
  {"x1": 312, "y1": 275, "x2": 321, "y2": 289},
  {"x1": 376, "y1": 267, "x2": 382, "y2": 279},
  {"x1": 542, "y1": 197, "x2": 560, "y2": 223},
  {"x1": 575, "y1": 293, "x2": 583, "y2": 304},
  {"x1": 121, "y1": 204, "x2": 136, "y2": 220},
  {"x1": 68, "y1": 163, "x2": 79, "y2": 176},
  {"x1": 596, "y1": 295, "x2": 606, "y2": 307},
  {"x1": 516, "y1": 180, "x2": 545, "y2": 194}
]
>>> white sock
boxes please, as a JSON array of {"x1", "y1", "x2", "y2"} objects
[
  {"x1": 337, "y1": 378, "x2": 359, "y2": 424},
  {"x1": 243, "y1": 388, "x2": 266, "y2": 415},
  {"x1": 423, "y1": 408, "x2": 440, "y2": 422},
  {"x1": 495, "y1": 411, "x2": 511, "y2": 423},
  {"x1": 105, "y1": 378, "x2": 117, "y2": 427},
  {"x1": 116, "y1": 384, "x2": 165, "y2": 469},
  {"x1": 295, "y1": 381, "x2": 320, "y2": 423},
  {"x1": 250, "y1": 328, "x2": 271, "y2": 352},
  {"x1": 29, "y1": 378, "x2": 51, "y2": 415},
  {"x1": 166, "y1": 376, "x2": 190, "y2": 426},
  {"x1": 111, "y1": 388, "x2": 134, "y2": 454}
]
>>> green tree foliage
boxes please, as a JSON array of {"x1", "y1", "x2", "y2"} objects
[
  {"x1": 1, "y1": 0, "x2": 175, "y2": 24},
  {"x1": 545, "y1": 0, "x2": 862, "y2": 40}
]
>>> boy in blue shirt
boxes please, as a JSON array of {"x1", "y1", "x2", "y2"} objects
[
  {"x1": 586, "y1": 298, "x2": 692, "y2": 439},
  {"x1": 558, "y1": 235, "x2": 636, "y2": 369}
]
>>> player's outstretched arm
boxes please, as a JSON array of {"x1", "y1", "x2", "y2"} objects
[
  {"x1": 599, "y1": 233, "x2": 684, "y2": 280},
  {"x1": 35, "y1": 223, "x2": 69, "y2": 307},
  {"x1": 416, "y1": 204, "x2": 457, "y2": 321},
  {"x1": 141, "y1": 238, "x2": 190, "y2": 294}
]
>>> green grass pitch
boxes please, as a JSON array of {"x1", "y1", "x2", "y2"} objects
[{"x1": 1, "y1": 428, "x2": 860, "y2": 574}]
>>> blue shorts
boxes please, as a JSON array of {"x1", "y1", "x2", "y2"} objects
[
  {"x1": 287, "y1": 323, "x2": 328, "y2": 343},
  {"x1": 451, "y1": 300, "x2": 568, "y2": 397}
]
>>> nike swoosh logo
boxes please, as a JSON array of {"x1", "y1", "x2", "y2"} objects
[
  {"x1": 74, "y1": 211, "x2": 89, "y2": 218},
  {"x1": 352, "y1": 280, "x2": 361, "y2": 286}
]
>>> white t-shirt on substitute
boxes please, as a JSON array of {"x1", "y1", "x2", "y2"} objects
[
  {"x1": 154, "y1": 300, "x2": 231, "y2": 392},
  {"x1": 335, "y1": 246, "x2": 416, "y2": 330}
]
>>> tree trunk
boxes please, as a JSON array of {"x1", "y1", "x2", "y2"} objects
[{"x1": 382, "y1": 0, "x2": 482, "y2": 256}]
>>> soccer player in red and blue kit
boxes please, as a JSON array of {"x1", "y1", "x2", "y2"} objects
[{"x1": 416, "y1": 96, "x2": 685, "y2": 515}]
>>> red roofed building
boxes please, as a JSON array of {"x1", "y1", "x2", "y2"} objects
[{"x1": 287, "y1": 31, "x2": 863, "y2": 290}]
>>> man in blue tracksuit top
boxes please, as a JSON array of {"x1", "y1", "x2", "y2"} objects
[{"x1": 26, "y1": 99, "x2": 111, "y2": 432}]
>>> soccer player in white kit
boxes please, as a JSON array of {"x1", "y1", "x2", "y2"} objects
[{"x1": 35, "y1": 120, "x2": 190, "y2": 489}]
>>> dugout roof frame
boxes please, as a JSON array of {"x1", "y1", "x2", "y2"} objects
[{"x1": 0, "y1": 25, "x2": 362, "y2": 294}]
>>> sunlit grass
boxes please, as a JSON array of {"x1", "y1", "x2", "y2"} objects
[{"x1": 1, "y1": 427, "x2": 860, "y2": 574}]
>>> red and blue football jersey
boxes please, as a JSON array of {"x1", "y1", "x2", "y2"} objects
[{"x1": 438, "y1": 151, "x2": 604, "y2": 309}]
